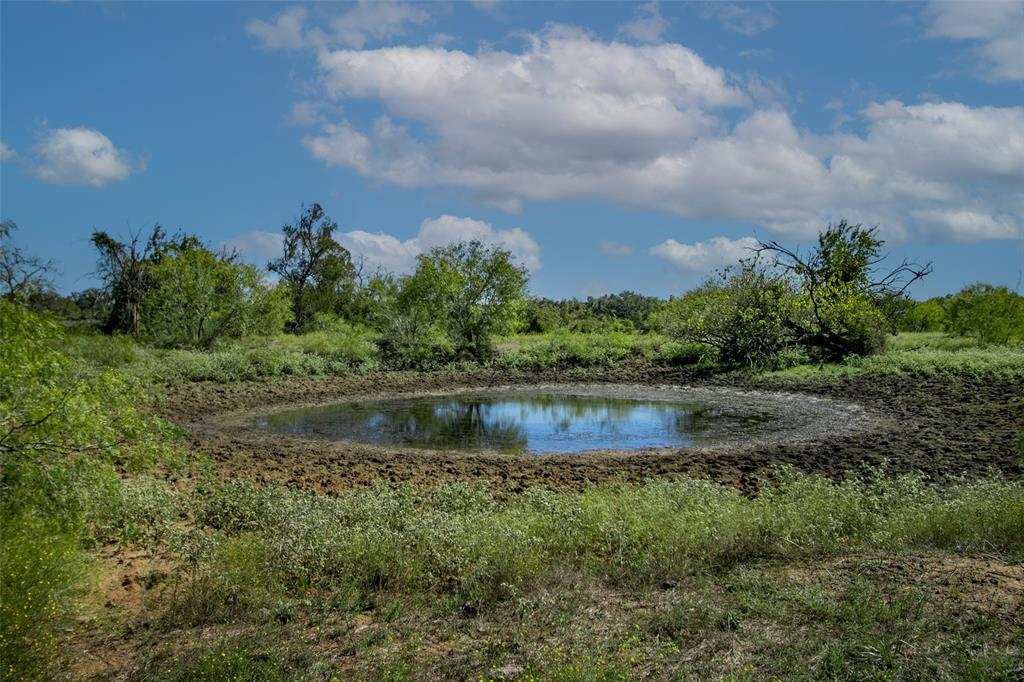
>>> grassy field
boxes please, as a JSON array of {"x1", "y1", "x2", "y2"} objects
[{"x1": 5, "y1": 325, "x2": 1024, "y2": 680}]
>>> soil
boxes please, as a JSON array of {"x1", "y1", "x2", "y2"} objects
[{"x1": 161, "y1": 362, "x2": 1024, "y2": 493}]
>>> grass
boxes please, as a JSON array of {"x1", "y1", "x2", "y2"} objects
[
  {"x1": 767, "y1": 341, "x2": 1024, "y2": 381},
  {"x1": 169, "y1": 469, "x2": 1023, "y2": 618},
  {"x1": 99, "y1": 469, "x2": 1024, "y2": 681}
]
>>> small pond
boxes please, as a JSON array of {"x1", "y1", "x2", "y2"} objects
[{"x1": 252, "y1": 385, "x2": 865, "y2": 454}]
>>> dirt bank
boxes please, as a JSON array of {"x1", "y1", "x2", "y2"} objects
[{"x1": 162, "y1": 363, "x2": 1023, "y2": 493}]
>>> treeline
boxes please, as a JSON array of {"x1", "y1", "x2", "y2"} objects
[
  {"x1": 4, "y1": 211, "x2": 1023, "y2": 371},
  {"x1": 902, "y1": 284, "x2": 1024, "y2": 345}
]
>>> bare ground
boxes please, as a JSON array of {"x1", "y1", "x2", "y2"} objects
[{"x1": 161, "y1": 363, "x2": 1023, "y2": 493}]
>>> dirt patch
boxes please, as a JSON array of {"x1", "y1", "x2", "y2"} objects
[{"x1": 161, "y1": 363, "x2": 1024, "y2": 493}]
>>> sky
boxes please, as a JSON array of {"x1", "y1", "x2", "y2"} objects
[{"x1": 1, "y1": 0, "x2": 1023, "y2": 300}]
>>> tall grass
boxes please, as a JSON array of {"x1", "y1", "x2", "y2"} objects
[
  {"x1": 172, "y1": 470, "x2": 1024, "y2": 622},
  {"x1": 769, "y1": 344, "x2": 1024, "y2": 381},
  {"x1": 492, "y1": 331, "x2": 712, "y2": 370}
]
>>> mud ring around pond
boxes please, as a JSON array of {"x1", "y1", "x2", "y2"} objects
[{"x1": 163, "y1": 363, "x2": 1024, "y2": 493}]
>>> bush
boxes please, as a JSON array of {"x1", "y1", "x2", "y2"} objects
[
  {"x1": 0, "y1": 301, "x2": 180, "y2": 678},
  {"x1": 901, "y1": 299, "x2": 947, "y2": 332},
  {"x1": 0, "y1": 512, "x2": 84, "y2": 681},
  {"x1": 947, "y1": 284, "x2": 1024, "y2": 345},
  {"x1": 654, "y1": 266, "x2": 796, "y2": 367}
]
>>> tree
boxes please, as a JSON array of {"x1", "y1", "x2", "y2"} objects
[
  {"x1": 366, "y1": 273, "x2": 454, "y2": 369},
  {"x1": 947, "y1": 284, "x2": 1024, "y2": 344},
  {"x1": 655, "y1": 264, "x2": 796, "y2": 366},
  {"x1": 268, "y1": 203, "x2": 355, "y2": 331},
  {"x1": 90, "y1": 225, "x2": 182, "y2": 336},
  {"x1": 142, "y1": 241, "x2": 292, "y2": 347},
  {"x1": 901, "y1": 298, "x2": 947, "y2": 333},
  {"x1": 407, "y1": 241, "x2": 529, "y2": 360},
  {"x1": 0, "y1": 220, "x2": 55, "y2": 303},
  {"x1": 756, "y1": 221, "x2": 931, "y2": 360}
]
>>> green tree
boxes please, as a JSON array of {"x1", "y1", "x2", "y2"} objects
[
  {"x1": 268, "y1": 203, "x2": 355, "y2": 332},
  {"x1": 90, "y1": 225, "x2": 183, "y2": 336},
  {"x1": 757, "y1": 221, "x2": 931, "y2": 360},
  {"x1": 366, "y1": 273, "x2": 453, "y2": 369},
  {"x1": 901, "y1": 298, "x2": 948, "y2": 332},
  {"x1": 947, "y1": 284, "x2": 1024, "y2": 344},
  {"x1": 656, "y1": 265, "x2": 796, "y2": 366},
  {"x1": 407, "y1": 241, "x2": 529, "y2": 361},
  {"x1": 142, "y1": 241, "x2": 291, "y2": 347}
]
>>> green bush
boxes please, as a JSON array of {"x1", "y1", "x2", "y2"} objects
[
  {"x1": 654, "y1": 266, "x2": 796, "y2": 367},
  {"x1": 947, "y1": 284, "x2": 1024, "y2": 345},
  {"x1": 901, "y1": 299, "x2": 947, "y2": 333},
  {"x1": 174, "y1": 470, "x2": 1024, "y2": 622},
  {"x1": 0, "y1": 301, "x2": 180, "y2": 678},
  {"x1": 0, "y1": 512, "x2": 85, "y2": 681}
]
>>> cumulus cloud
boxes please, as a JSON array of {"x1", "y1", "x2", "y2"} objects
[
  {"x1": 338, "y1": 215, "x2": 541, "y2": 274},
  {"x1": 701, "y1": 3, "x2": 777, "y2": 36},
  {"x1": 0, "y1": 142, "x2": 15, "y2": 162},
  {"x1": 617, "y1": 3, "x2": 669, "y2": 44},
  {"x1": 246, "y1": 2, "x2": 431, "y2": 51},
  {"x1": 599, "y1": 241, "x2": 634, "y2": 257},
  {"x1": 650, "y1": 236, "x2": 759, "y2": 273},
  {"x1": 31, "y1": 127, "x2": 142, "y2": 187},
  {"x1": 279, "y1": 25, "x2": 1022, "y2": 242},
  {"x1": 925, "y1": 1, "x2": 1024, "y2": 81}
]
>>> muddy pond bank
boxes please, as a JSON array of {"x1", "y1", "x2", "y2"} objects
[{"x1": 163, "y1": 362, "x2": 1024, "y2": 493}]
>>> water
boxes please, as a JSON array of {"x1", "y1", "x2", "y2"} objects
[{"x1": 253, "y1": 386, "x2": 784, "y2": 454}]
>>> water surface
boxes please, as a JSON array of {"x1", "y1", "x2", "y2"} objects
[{"x1": 254, "y1": 387, "x2": 780, "y2": 454}]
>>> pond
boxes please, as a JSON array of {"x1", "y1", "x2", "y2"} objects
[{"x1": 252, "y1": 385, "x2": 866, "y2": 454}]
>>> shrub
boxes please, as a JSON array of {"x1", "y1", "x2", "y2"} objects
[
  {"x1": 901, "y1": 299, "x2": 947, "y2": 332},
  {"x1": 947, "y1": 284, "x2": 1024, "y2": 345},
  {"x1": 654, "y1": 266, "x2": 796, "y2": 367}
]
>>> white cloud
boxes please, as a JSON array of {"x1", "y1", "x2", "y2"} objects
[
  {"x1": 0, "y1": 142, "x2": 15, "y2": 162},
  {"x1": 600, "y1": 241, "x2": 634, "y2": 257},
  {"x1": 470, "y1": 0, "x2": 503, "y2": 16},
  {"x1": 925, "y1": 1, "x2": 1024, "y2": 81},
  {"x1": 224, "y1": 215, "x2": 540, "y2": 276},
  {"x1": 338, "y1": 215, "x2": 541, "y2": 274},
  {"x1": 246, "y1": 2, "x2": 430, "y2": 51},
  {"x1": 910, "y1": 208, "x2": 1020, "y2": 241},
  {"x1": 285, "y1": 26, "x2": 1022, "y2": 242},
  {"x1": 617, "y1": 3, "x2": 670, "y2": 44},
  {"x1": 221, "y1": 230, "x2": 284, "y2": 263},
  {"x1": 650, "y1": 236, "x2": 759, "y2": 273},
  {"x1": 31, "y1": 127, "x2": 142, "y2": 187},
  {"x1": 701, "y1": 3, "x2": 777, "y2": 36}
]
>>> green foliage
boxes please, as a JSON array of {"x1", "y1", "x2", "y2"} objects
[
  {"x1": 138, "y1": 639, "x2": 297, "y2": 682},
  {"x1": 0, "y1": 511, "x2": 84, "y2": 681},
  {"x1": 947, "y1": 283, "x2": 1024, "y2": 345},
  {"x1": 901, "y1": 298, "x2": 948, "y2": 332},
  {"x1": 524, "y1": 292, "x2": 663, "y2": 333},
  {"x1": 0, "y1": 301, "x2": 175, "y2": 510},
  {"x1": 407, "y1": 240, "x2": 529, "y2": 361},
  {"x1": 365, "y1": 273, "x2": 455, "y2": 370},
  {"x1": 268, "y1": 203, "x2": 355, "y2": 332},
  {"x1": 143, "y1": 241, "x2": 291, "y2": 348},
  {"x1": 759, "y1": 221, "x2": 930, "y2": 361},
  {"x1": 173, "y1": 470, "x2": 1024, "y2": 625},
  {"x1": 768, "y1": 344, "x2": 1024, "y2": 381},
  {"x1": 655, "y1": 265, "x2": 796, "y2": 367},
  {"x1": 0, "y1": 301, "x2": 181, "y2": 679}
]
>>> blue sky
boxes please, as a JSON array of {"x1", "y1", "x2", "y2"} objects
[{"x1": 1, "y1": 1, "x2": 1022, "y2": 300}]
